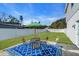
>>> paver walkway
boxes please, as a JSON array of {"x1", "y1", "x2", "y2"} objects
[
  {"x1": 0, "y1": 50, "x2": 10, "y2": 56},
  {"x1": 58, "y1": 43, "x2": 79, "y2": 56}
]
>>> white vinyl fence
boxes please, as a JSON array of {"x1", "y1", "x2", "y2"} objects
[
  {"x1": 47, "y1": 29, "x2": 66, "y2": 32},
  {"x1": 0, "y1": 28, "x2": 46, "y2": 40}
]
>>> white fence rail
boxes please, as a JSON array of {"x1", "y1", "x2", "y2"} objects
[
  {"x1": 0, "y1": 28, "x2": 46, "y2": 40},
  {"x1": 47, "y1": 29, "x2": 66, "y2": 32}
]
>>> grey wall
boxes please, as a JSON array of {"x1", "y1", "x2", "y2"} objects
[{"x1": 0, "y1": 28, "x2": 46, "y2": 40}]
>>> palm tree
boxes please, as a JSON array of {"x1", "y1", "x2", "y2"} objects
[
  {"x1": 19, "y1": 15, "x2": 23, "y2": 25},
  {"x1": 0, "y1": 18, "x2": 1, "y2": 22},
  {"x1": 38, "y1": 21, "x2": 40, "y2": 24}
]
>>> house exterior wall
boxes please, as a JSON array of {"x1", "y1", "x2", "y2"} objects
[
  {"x1": 66, "y1": 4, "x2": 79, "y2": 22},
  {"x1": 65, "y1": 3, "x2": 79, "y2": 47}
]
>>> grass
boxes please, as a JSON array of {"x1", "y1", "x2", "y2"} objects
[
  {"x1": 39, "y1": 32, "x2": 73, "y2": 44},
  {"x1": 0, "y1": 32, "x2": 73, "y2": 50}
]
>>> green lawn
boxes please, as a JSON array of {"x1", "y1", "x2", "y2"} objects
[
  {"x1": 0, "y1": 32, "x2": 73, "y2": 50},
  {"x1": 39, "y1": 32, "x2": 72, "y2": 44}
]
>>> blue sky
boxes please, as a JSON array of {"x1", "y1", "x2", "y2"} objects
[{"x1": 0, "y1": 3, "x2": 65, "y2": 25}]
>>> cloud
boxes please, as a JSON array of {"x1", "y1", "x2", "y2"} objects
[
  {"x1": 36, "y1": 16, "x2": 60, "y2": 23},
  {"x1": 22, "y1": 16, "x2": 58, "y2": 25},
  {"x1": 22, "y1": 15, "x2": 65, "y2": 25},
  {"x1": 23, "y1": 18, "x2": 39, "y2": 25},
  {"x1": 28, "y1": 3, "x2": 34, "y2": 14},
  {"x1": 2, "y1": 3, "x2": 21, "y2": 16},
  {"x1": 22, "y1": 19, "x2": 32, "y2": 25},
  {"x1": 1, "y1": 3, "x2": 65, "y2": 25},
  {"x1": 13, "y1": 10, "x2": 21, "y2": 15}
]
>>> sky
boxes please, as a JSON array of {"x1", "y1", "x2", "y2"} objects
[{"x1": 0, "y1": 3, "x2": 65, "y2": 25}]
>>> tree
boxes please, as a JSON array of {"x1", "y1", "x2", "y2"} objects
[
  {"x1": 8, "y1": 15, "x2": 20, "y2": 24},
  {"x1": 38, "y1": 21, "x2": 40, "y2": 24},
  {"x1": 49, "y1": 18, "x2": 66, "y2": 29},
  {"x1": 19, "y1": 15, "x2": 23, "y2": 25},
  {"x1": 0, "y1": 13, "x2": 7, "y2": 22},
  {"x1": 0, "y1": 18, "x2": 1, "y2": 22}
]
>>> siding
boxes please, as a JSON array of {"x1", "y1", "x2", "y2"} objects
[
  {"x1": 66, "y1": 4, "x2": 79, "y2": 22},
  {"x1": 66, "y1": 10, "x2": 79, "y2": 47},
  {"x1": 66, "y1": 3, "x2": 79, "y2": 47}
]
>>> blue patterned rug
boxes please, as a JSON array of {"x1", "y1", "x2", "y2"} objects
[{"x1": 7, "y1": 40, "x2": 62, "y2": 56}]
